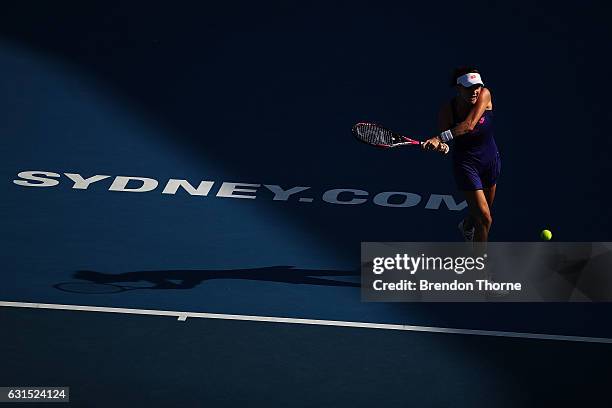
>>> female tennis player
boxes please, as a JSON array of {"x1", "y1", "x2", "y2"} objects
[{"x1": 423, "y1": 67, "x2": 500, "y2": 242}]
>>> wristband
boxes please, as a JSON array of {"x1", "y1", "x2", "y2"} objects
[{"x1": 440, "y1": 129, "x2": 454, "y2": 143}]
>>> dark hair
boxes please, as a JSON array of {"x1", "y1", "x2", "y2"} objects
[{"x1": 450, "y1": 66, "x2": 480, "y2": 86}]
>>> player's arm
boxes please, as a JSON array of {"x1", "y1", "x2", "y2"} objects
[{"x1": 450, "y1": 87, "x2": 491, "y2": 137}]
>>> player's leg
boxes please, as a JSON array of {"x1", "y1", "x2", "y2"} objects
[
  {"x1": 462, "y1": 189, "x2": 492, "y2": 242},
  {"x1": 454, "y1": 163, "x2": 481, "y2": 240},
  {"x1": 464, "y1": 152, "x2": 499, "y2": 239},
  {"x1": 482, "y1": 153, "x2": 500, "y2": 217},
  {"x1": 483, "y1": 184, "x2": 496, "y2": 207},
  {"x1": 476, "y1": 183, "x2": 506, "y2": 293}
]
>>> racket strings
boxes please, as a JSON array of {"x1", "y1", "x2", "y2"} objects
[{"x1": 354, "y1": 124, "x2": 397, "y2": 146}]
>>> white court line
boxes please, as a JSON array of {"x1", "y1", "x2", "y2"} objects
[{"x1": 1, "y1": 300, "x2": 611, "y2": 344}]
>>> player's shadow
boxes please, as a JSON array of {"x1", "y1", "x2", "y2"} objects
[{"x1": 61, "y1": 266, "x2": 360, "y2": 291}]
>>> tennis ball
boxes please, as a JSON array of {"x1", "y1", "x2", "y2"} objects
[{"x1": 540, "y1": 229, "x2": 552, "y2": 241}]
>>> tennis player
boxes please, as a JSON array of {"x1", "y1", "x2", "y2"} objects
[{"x1": 423, "y1": 67, "x2": 500, "y2": 242}]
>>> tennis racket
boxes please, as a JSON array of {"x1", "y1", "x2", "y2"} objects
[{"x1": 352, "y1": 122, "x2": 449, "y2": 154}]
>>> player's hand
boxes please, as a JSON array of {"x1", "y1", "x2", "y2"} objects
[
  {"x1": 422, "y1": 137, "x2": 449, "y2": 154},
  {"x1": 422, "y1": 136, "x2": 442, "y2": 150}
]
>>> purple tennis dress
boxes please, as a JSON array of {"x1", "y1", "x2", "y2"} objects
[{"x1": 451, "y1": 98, "x2": 501, "y2": 191}]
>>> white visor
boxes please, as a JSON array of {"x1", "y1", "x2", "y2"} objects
[{"x1": 457, "y1": 72, "x2": 484, "y2": 87}]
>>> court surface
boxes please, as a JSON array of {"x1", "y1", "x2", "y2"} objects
[{"x1": 1, "y1": 2, "x2": 611, "y2": 406}]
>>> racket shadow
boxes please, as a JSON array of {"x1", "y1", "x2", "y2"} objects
[{"x1": 53, "y1": 282, "x2": 154, "y2": 294}]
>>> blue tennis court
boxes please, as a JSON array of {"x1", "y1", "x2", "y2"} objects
[{"x1": 1, "y1": 2, "x2": 611, "y2": 406}]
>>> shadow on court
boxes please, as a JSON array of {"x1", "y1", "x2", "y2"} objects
[{"x1": 55, "y1": 266, "x2": 360, "y2": 293}]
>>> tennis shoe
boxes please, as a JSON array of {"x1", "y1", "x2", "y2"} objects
[{"x1": 458, "y1": 219, "x2": 475, "y2": 242}]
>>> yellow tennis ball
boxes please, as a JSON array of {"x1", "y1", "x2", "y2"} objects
[{"x1": 540, "y1": 229, "x2": 552, "y2": 241}]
